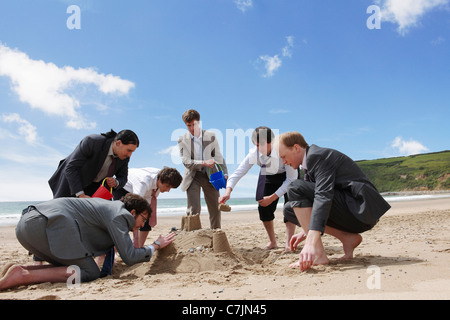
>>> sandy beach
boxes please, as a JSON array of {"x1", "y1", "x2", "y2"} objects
[{"x1": 0, "y1": 197, "x2": 449, "y2": 300}]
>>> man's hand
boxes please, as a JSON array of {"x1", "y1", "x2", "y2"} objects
[
  {"x1": 257, "y1": 194, "x2": 278, "y2": 207},
  {"x1": 290, "y1": 230, "x2": 328, "y2": 271},
  {"x1": 155, "y1": 232, "x2": 176, "y2": 250},
  {"x1": 105, "y1": 177, "x2": 118, "y2": 188},
  {"x1": 289, "y1": 231, "x2": 307, "y2": 251},
  {"x1": 202, "y1": 159, "x2": 216, "y2": 168}
]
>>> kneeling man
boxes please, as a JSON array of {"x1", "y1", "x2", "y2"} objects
[
  {"x1": 277, "y1": 132, "x2": 390, "y2": 271},
  {"x1": 0, "y1": 194, "x2": 174, "y2": 290}
]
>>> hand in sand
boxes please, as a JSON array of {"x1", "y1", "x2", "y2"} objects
[
  {"x1": 155, "y1": 232, "x2": 176, "y2": 249},
  {"x1": 290, "y1": 230, "x2": 329, "y2": 271}
]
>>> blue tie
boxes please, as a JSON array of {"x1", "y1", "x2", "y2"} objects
[{"x1": 255, "y1": 164, "x2": 267, "y2": 201}]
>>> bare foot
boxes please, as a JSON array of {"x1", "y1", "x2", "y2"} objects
[
  {"x1": 263, "y1": 243, "x2": 278, "y2": 250},
  {"x1": 289, "y1": 252, "x2": 329, "y2": 269},
  {"x1": 0, "y1": 264, "x2": 24, "y2": 291},
  {"x1": 339, "y1": 234, "x2": 362, "y2": 260},
  {"x1": 1, "y1": 262, "x2": 15, "y2": 278}
]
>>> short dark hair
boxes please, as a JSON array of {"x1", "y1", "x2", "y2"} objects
[
  {"x1": 101, "y1": 129, "x2": 140, "y2": 147},
  {"x1": 252, "y1": 126, "x2": 275, "y2": 145},
  {"x1": 120, "y1": 193, "x2": 151, "y2": 217},
  {"x1": 157, "y1": 167, "x2": 183, "y2": 188},
  {"x1": 182, "y1": 109, "x2": 200, "y2": 123}
]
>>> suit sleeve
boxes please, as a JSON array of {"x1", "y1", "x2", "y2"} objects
[
  {"x1": 210, "y1": 135, "x2": 228, "y2": 176},
  {"x1": 64, "y1": 136, "x2": 97, "y2": 195},
  {"x1": 309, "y1": 154, "x2": 337, "y2": 234},
  {"x1": 107, "y1": 214, "x2": 153, "y2": 265},
  {"x1": 178, "y1": 136, "x2": 203, "y2": 171},
  {"x1": 113, "y1": 158, "x2": 129, "y2": 189}
]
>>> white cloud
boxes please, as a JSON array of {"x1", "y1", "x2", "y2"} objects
[
  {"x1": 1, "y1": 113, "x2": 38, "y2": 144},
  {"x1": 259, "y1": 55, "x2": 282, "y2": 78},
  {"x1": 0, "y1": 43, "x2": 135, "y2": 129},
  {"x1": 258, "y1": 36, "x2": 294, "y2": 78},
  {"x1": 391, "y1": 136, "x2": 429, "y2": 155},
  {"x1": 269, "y1": 108, "x2": 290, "y2": 114},
  {"x1": 158, "y1": 145, "x2": 182, "y2": 165},
  {"x1": 235, "y1": 0, "x2": 253, "y2": 13},
  {"x1": 282, "y1": 36, "x2": 295, "y2": 58},
  {"x1": 377, "y1": 0, "x2": 449, "y2": 35}
]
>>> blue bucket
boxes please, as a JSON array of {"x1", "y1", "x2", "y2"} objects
[{"x1": 209, "y1": 164, "x2": 226, "y2": 190}]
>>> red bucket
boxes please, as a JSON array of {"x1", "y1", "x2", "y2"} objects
[{"x1": 92, "y1": 178, "x2": 113, "y2": 200}]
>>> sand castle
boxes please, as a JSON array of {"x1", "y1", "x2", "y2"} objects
[{"x1": 179, "y1": 214, "x2": 232, "y2": 253}]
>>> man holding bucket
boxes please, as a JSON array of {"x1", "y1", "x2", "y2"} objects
[
  {"x1": 48, "y1": 129, "x2": 139, "y2": 199},
  {"x1": 178, "y1": 109, "x2": 228, "y2": 229}
]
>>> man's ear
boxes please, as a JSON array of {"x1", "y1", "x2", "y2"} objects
[{"x1": 130, "y1": 209, "x2": 136, "y2": 217}]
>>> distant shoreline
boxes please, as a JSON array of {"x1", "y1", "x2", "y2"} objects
[{"x1": 381, "y1": 189, "x2": 450, "y2": 196}]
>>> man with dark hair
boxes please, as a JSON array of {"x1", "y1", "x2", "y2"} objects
[
  {"x1": 0, "y1": 194, "x2": 175, "y2": 290},
  {"x1": 48, "y1": 129, "x2": 140, "y2": 198},
  {"x1": 178, "y1": 109, "x2": 228, "y2": 229},
  {"x1": 220, "y1": 126, "x2": 298, "y2": 250},
  {"x1": 113, "y1": 167, "x2": 183, "y2": 248}
]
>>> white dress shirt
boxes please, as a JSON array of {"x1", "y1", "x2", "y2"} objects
[
  {"x1": 123, "y1": 167, "x2": 161, "y2": 203},
  {"x1": 226, "y1": 147, "x2": 298, "y2": 198},
  {"x1": 191, "y1": 130, "x2": 203, "y2": 161}
]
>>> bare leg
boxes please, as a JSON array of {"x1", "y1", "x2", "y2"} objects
[
  {"x1": 291, "y1": 207, "x2": 329, "y2": 266},
  {"x1": 0, "y1": 264, "x2": 74, "y2": 291},
  {"x1": 285, "y1": 221, "x2": 297, "y2": 251},
  {"x1": 137, "y1": 230, "x2": 150, "y2": 248},
  {"x1": 292, "y1": 207, "x2": 362, "y2": 264},
  {"x1": 262, "y1": 220, "x2": 278, "y2": 250},
  {"x1": 324, "y1": 227, "x2": 362, "y2": 260}
]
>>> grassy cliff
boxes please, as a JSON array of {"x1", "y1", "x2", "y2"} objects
[{"x1": 356, "y1": 151, "x2": 450, "y2": 193}]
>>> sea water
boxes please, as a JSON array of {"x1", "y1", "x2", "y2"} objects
[
  {"x1": 0, "y1": 197, "x2": 260, "y2": 227},
  {"x1": 1, "y1": 194, "x2": 449, "y2": 227}
]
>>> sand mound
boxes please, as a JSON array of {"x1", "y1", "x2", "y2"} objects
[{"x1": 119, "y1": 229, "x2": 240, "y2": 277}]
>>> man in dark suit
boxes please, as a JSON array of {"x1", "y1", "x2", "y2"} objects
[
  {"x1": 48, "y1": 129, "x2": 139, "y2": 198},
  {"x1": 277, "y1": 131, "x2": 390, "y2": 271}
]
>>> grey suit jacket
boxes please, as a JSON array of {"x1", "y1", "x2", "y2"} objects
[
  {"x1": 48, "y1": 134, "x2": 129, "y2": 198},
  {"x1": 178, "y1": 130, "x2": 228, "y2": 192},
  {"x1": 32, "y1": 197, "x2": 153, "y2": 265},
  {"x1": 306, "y1": 145, "x2": 390, "y2": 231}
]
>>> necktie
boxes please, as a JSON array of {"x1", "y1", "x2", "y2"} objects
[
  {"x1": 107, "y1": 156, "x2": 117, "y2": 177},
  {"x1": 255, "y1": 164, "x2": 267, "y2": 201},
  {"x1": 148, "y1": 189, "x2": 157, "y2": 227},
  {"x1": 304, "y1": 169, "x2": 311, "y2": 182}
]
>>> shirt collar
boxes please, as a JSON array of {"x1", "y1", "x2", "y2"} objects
[{"x1": 190, "y1": 130, "x2": 202, "y2": 140}]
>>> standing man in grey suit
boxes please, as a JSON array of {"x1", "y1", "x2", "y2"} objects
[
  {"x1": 0, "y1": 194, "x2": 175, "y2": 290},
  {"x1": 178, "y1": 109, "x2": 228, "y2": 229},
  {"x1": 48, "y1": 129, "x2": 139, "y2": 198},
  {"x1": 277, "y1": 131, "x2": 390, "y2": 271}
]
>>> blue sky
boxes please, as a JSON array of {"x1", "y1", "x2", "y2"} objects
[{"x1": 0, "y1": 0, "x2": 449, "y2": 201}]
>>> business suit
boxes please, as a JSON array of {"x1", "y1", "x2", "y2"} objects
[
  {"x1": 16, "y1": 198, "x2": 153, "y2": 282},
  {"x1": 178, "y1": 130, "x2": 228, "y2": 229},
  {"x1": 48, "y1": 133, "x2": 129, "y2": 198},
  {"x1": 287, "y1": 144, "x2": 390, "y2": 234}
]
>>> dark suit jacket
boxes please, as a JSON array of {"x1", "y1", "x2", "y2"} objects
[
  {"x1": 48, "y1": 134, "x2": 129, "y2": 198},
  {"x1": 306, "y1": 145, "x2": 390, "y2": 231},
  {"x1": 31, "y1": 198, "x2": 153, "y2": 265}
]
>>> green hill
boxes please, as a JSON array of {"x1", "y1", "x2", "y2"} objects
[{"x1": 356, "y1": 150, "x2": 450, "y2": 193}]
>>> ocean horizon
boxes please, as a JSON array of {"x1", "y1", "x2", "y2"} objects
[{"x1": 1, "y1": 193, "x2": 450, "y2": 227}]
